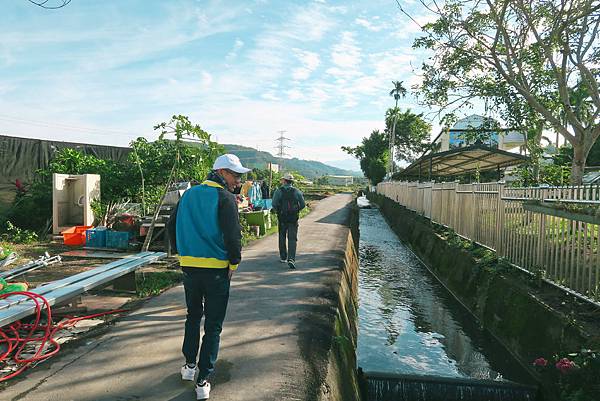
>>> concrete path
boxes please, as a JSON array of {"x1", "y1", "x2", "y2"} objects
[{"x1": 2, "y1": 194, "x2": 353, "y2": 401}]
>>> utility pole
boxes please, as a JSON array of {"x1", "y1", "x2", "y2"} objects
[
  {"x1": 268, "y1": 162, "x2": 273, "y2": 195},
  {"x1": 275, "y1": 130, "x2": 290, "y2": 172}
]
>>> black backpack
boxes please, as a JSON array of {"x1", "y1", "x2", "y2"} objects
[{"x1": 278, "y1": 187, "x2": 300, "y2": 223}]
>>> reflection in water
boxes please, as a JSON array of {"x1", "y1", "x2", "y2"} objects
[{"x1": 358, "y1": 208, "x2": 530, "y2": 383}]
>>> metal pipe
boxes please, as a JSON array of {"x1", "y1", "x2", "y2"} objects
[{"x1": 0, "y1": 254, "x2": 62, "y2": 281}]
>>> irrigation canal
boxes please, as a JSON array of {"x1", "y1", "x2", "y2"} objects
[{"x1": 357, "y1": 199, "x2": 538, "y2": 401}]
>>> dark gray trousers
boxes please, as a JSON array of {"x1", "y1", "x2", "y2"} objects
[
  {"x1": 182, "y1": 267, "x2": 230, "y2": 383},
  {"x1": 278, "y1": 220, "x2": 298, "y2": 261}
]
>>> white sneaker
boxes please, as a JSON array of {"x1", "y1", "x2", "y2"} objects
[
  {"x1": 280, "y1": 259, "x2": 287, "y2": 263},
  {"x1": 195, "y1": 381, "x2": 211, "y2": 400},
  {"x1": 181, "y1": 364, "x2": 197, "y2": 381}
]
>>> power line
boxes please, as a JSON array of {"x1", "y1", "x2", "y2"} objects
[{"x1": 0, "y1": 114, "x2": 140, "y2": 136}]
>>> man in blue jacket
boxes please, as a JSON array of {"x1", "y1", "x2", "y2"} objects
[
  {"x1": 167, "y1": 154, "x2": 249, "y2": 400},
  {"x1": 272, "y1": 173, "x2": 305, "y2": 269}
]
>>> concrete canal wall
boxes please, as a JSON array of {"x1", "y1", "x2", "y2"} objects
[{"x1": 313, "y1": 201, "x2": 362, "y2": 401}]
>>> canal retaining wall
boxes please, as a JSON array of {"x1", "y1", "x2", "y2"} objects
[{"x1": 312, "y1": 200, "x2": 362, "y2": 401}]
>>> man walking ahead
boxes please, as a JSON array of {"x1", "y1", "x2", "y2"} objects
[
  {"x1": 167, "y1": 154, "x2": 249, "y2": 400},
  {"x1": 272, "y1": 173, "x2": 305, "y2": 269}
]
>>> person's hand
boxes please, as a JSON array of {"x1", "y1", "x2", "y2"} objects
[{"x1": 228, "y1": 268, "x2": 234, "y2": 280}]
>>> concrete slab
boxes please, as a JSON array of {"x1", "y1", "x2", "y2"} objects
[{"x1": 0, "y1": 194, "x2": 353, "y2": 401}]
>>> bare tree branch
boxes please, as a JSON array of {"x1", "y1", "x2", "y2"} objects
[{"x1": 27, "y1": 0, "x2": 71, "y2": 9}]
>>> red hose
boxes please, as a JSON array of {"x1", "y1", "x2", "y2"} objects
[{"x1": 0, "y1": 291, "x2": 126, "y2": 381}]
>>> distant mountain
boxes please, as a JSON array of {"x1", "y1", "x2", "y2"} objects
[{"x1": 223, "y1": 144, "x2": 363, "y2": 179}]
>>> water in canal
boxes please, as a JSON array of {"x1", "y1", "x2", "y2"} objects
[{"x1": 357, "y1": 206, "x2": 532, "y2": 385}]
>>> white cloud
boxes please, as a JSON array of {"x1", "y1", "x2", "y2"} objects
[
  {"x1": 370, "y1": 50, "x2": 416, "y2": 79},
  {"x1": 326, "y1": 31, "x2": 363, "y2": 90},
  {"x1": 286, "y1": 89, "x2": 304, "y2": 101},
  {"x1": 201, "y1": 71, "x2": 213, "y2": 87},
  {"x1": 246, "y1": 3, "x2": 338, "y2": 85},
  {"x1": 284, "y1": 4, "x2": 336, "y2": 42},
  {"x1": 331, "y1": 32, "x2": 361, "y2": 69},
  {"x1": 291, "y1": 49, "x2": 321, "y2": 81},
  {"x1": 226, "y1": 39, "x2": 245, "y2": 60},
  {"x1": 391, "y1": 13, "x2": 436, "y2": 39},
  {"x1": 261, "y1": 92, "x2": 280, "y2": 101},
  {"x1": 355, "y1": 17, "x2": 383, "y2": 32},
  {"x1": 292, "y1": 68, "x2": 312, "y2": 81}
]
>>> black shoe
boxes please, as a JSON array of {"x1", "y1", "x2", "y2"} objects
[{"x1": 287, "y1": 260, "x2": 296, "y2": 269}]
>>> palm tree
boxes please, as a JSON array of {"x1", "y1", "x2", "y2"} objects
[
  {"x1": 387, "y1": 81, "x2": 407, "y2": 175},
  {"x1": 389, "y1": 81, "x2": 407, "y2": 108}
]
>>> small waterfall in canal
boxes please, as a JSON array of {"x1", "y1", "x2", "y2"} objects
[
  {"x1": 356, "y1": 201, "x2": 538, "y2": 401},
  {"x1": 361, "y1": 372, "x2": 537, "y2": 401}
]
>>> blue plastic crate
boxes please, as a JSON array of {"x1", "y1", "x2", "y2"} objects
[
  {"x1": 106, "y1": 231, "x2": 129, "y2": 250},
  {"x1": 85, "y1": 229, "x2": 107, "y2": 248}
]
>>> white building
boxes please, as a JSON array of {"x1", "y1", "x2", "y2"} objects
[
  {"x1": 438, "y1": 115, "x2": 526, "y2": 152},
  {"x1": 326, "y1": 175, "x2": 354, "y2": 186}
]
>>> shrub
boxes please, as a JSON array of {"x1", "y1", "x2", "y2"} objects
[
  {"x1": 1, "y1": 221, "x2": 38, "y2": 244},
  {"x1": 532, "y1": 350, "x2": 600, "y2": 401}
]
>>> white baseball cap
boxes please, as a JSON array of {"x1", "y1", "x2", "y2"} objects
[
  {"x1": 212, "y1": 154, "x2": 251, "y2": 174},
  {"x1": 282, "y1": 173, "x2": 294, "y2": 181}
]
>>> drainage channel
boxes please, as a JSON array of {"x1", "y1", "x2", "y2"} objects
[{"x1": 357, "y1": 204, "x2": 538, "y2": 401}]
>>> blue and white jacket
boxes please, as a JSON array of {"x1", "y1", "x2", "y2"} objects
[{"x1": 167, "y1": 172, "x2": 242, "y2": 270}]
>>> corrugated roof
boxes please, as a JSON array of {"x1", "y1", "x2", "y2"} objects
[{"x1": 399, "y1": 143, "x2": 528, "y2": 178}]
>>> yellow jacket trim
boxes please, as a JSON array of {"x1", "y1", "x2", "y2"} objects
[
  {"x1": 202, "y1": 180, "x2": 224, "y2": 189},
  {"x1": 229, "y1": 264, "x2": 239, "y2": 271},
  {"x1": 179, "y1": 256, "x2": 230, "y2": 268}
]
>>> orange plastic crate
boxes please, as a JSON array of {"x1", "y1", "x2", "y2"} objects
[{"x1": 62, "y1": 225, "x2": 93, "y2": 246}]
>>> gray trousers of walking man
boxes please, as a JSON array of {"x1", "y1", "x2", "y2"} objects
[{"x1": 278, "y1": 220, "x2": 298, "y2": 261}]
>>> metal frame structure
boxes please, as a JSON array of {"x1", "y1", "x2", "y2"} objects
[
  {"x1": 0, "y1": 251, "x2": 166, "y2": 327},
  {"x1": 399, "y1": 143, "x2": 529, "y2": 179}
]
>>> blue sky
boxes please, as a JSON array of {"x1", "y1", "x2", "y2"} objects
[{"x1": 0, "y1": 0, "x2": 440, "y2": 171}]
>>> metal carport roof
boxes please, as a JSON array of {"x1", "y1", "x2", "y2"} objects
[{"x1": 399, "y1": 144, "x2": 529, "y2": 178}]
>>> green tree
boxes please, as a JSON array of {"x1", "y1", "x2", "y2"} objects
[
  {"x1": 315, "y1": 176, "x2": 329, "y2": 185},
  {"x1": 132, "y1": 115, "x2": 224, "y2": 208},
  {"x1": 342, "y1": 130, "x2": 389, "y2": 185},
  {"x1": 385, "y1": 108, "x2": 432, "y2": 163},
  {"x1": 411, "y1": 0, "x2": 600, "y2": 184}
]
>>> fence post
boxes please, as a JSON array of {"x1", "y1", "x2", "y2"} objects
[
  {"x1": 497, "y1": 182, "x2": 505, "y2": 256},
  {"x1": 536, "y1": 187, "x2": 547, "y2": 270},
  {"x1": 471, "y1": 184, "x2": 477, "y2": 240}
]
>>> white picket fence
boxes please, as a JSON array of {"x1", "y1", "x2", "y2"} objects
[{"x1": 377, "y1": 181, "x2": 600, "y2": 303}]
